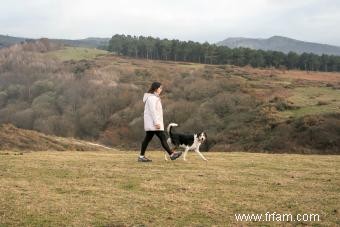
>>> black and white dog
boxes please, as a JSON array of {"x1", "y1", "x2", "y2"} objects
[{"x1": 166, "y1": 123, "x2": 208, "y2": 161}]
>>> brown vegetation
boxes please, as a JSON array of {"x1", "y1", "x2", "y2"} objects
[{"x1": 0, "y1": 40, "x2": 339, "y2": 153}]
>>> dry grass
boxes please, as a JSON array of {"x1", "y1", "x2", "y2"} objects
[{"x1": 0, "y1": 151, "x2": 339, "y2": 226}]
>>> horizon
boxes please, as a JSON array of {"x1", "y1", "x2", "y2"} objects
[{"x1": 2, "y1": 33, "x2": 340, "y2": 48}]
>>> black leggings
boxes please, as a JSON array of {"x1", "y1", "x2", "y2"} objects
[{"x1": 140, "y1": 131, "x2": 172, "y2": 156}]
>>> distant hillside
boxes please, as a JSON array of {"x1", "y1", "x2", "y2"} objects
[
  {"x1": 52, "y1": 37, "x2": 110, "y2": 49},
  {"x1": 0, "y1": 35, "x2": 27, "y2": 48},
  {"x1": 217, "y1": 36, "x2": 340, "y2": 56},
  {"x1": 0, "y1": 34, "x2": 109, "y2": 49},
  {"x1": 0, "y1": 124, "x2": 113, "y2": 151}
]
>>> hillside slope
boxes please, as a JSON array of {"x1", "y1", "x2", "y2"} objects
[
  {"x1": 0, "y1": 124, "x2": 112, "y2": 151},
  {"x1": 217, "y1": 36, "x2": 340, "y2": 55}
]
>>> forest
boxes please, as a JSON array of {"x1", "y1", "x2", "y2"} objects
[{"x1": 108, "y1": 34, "x2": 340, "y2": 72}]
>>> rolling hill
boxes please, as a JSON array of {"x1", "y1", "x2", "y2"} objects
[{"x1": 217, "y1": 36, "x2": 340, "y2": 56}]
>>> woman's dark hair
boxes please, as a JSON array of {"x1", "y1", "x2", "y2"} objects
[{"x1": 148, "y1": 82, "x2": 162, "y2": 93}]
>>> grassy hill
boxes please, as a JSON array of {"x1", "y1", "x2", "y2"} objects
[
  {"x1": 0, "y1": 151, "x2": 339, "y2": 226},
  {"x1": 0, "y1": 39, "x2": 339, "y2": 227}
]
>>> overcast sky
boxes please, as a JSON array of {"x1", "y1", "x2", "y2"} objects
[{"x1": 1, "y1": 0, "x2": 340, "y2": 46}]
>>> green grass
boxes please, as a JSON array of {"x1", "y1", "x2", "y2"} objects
[
  {"x1": 47, "y1": 47, "x2": 109, "y2": 61},
  {"x1": 280, "y1": 87, "x2": 340, "y2": 118},
  {"x1": 0, "y1": 151, "x2": 339, "y2": 226}
]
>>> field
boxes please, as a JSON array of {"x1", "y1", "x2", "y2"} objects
[
  {"x1": 1, "y1": 150, "x2": 339, "y2": 226},
  {"x1": 46, "y1": 47, "x2": 109, "y2": 61}
]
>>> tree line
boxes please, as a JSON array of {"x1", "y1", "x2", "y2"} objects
[{"x1": 108, "y1": 34, "x2": 340, "y2": 72}]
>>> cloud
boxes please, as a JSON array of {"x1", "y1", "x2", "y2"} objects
[{"x1": 0, "y1": 0, "x2": 339, "y2": 45}]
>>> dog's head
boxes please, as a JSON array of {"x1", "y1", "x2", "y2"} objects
[{"x1": 197, "y1": 132, "x2": 207, "y2": 143}]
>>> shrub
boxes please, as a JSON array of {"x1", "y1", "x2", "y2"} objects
[
  {"x1": 0, "y1": 91, "x2": 8, "y2": 107},
  {"x1": 31, "y1": 80, "x2": 55, "y2": 98}
]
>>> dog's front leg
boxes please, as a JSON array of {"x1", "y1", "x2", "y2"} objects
[{"x1": 195, "y1": 147, "x2": 207, "y2": 161}]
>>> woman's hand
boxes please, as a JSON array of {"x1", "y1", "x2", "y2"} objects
[{"x1": 155, "y1": 124, "x2": 161, "y2": 129}]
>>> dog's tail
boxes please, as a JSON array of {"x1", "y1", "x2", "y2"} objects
[{"x1": 167, "y1": 123, "x2": 178, "y2": 135}]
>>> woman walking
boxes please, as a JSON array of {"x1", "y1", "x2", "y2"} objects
[{"x1": 138, "y1": 82, "x2": 182, "y2": 162}]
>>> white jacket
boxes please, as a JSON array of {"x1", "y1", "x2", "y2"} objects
[{"x1": 143, "y1": 93, "x2": 164, "y2": 131}]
